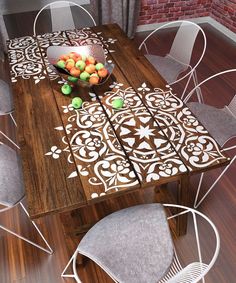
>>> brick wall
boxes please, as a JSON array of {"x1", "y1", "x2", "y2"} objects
[
  {"x1": 139, "y1": 0, "x2": 236, "y2": 33},
  {"x1": 139, "y1": 0, "x2": 211, "y2": 25},
  {"x1": 211, "y1": 0, "x2": 236, "y2": 33}
]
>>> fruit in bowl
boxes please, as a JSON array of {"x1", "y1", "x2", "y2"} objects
[{"x1": 47, "y1": 45, "x2": 114, "y2": 87}]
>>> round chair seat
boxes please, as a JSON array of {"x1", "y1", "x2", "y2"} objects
[
  {"x1": 145, "y1": 54, "x2": 186, "y2": 84},
  {"x1": 78, "y1": 203, "x2": 174, "y2": 283},
  {"x1": 0, "y1": 144, "x2": 24, "y2": 206}
]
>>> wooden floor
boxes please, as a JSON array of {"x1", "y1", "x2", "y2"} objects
[{"x1": 1, "y1": 17, "x2": 236, "y2": 283}]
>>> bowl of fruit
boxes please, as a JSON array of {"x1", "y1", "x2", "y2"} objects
[{"x1": 47, "y1": 45, "x2": 114, "y2": 87}]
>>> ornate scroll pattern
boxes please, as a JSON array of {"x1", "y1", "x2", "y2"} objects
[
  {"x1": 8, "y1": 36, "x2": 46, "y2": 84},
  {"x1": 45, "y1": 101, "x2": 139, "y2": 199},
  {"x1": 101, "y1": 85, "x2": 188, "y2": 182},
  {"x1": 138, "y1": 86, "x2": 228, "y2": 171}
]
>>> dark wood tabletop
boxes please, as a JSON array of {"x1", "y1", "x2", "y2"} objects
[{"x1": 7, "y1": 24, "x2": 229, "y2": 222}]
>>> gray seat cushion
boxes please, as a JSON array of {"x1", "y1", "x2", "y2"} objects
[
  {"x1": 187, "y1": 102, "x2": 236, "y2": 147},
  {"x1": 0, "y1": 144, "x2": 24, "y2": 206},
  {"x1": 145, "y1": 54, "x2": 187, "y2": 84},
  {"x1": 78, "y1": 203, "x2": 174, "y2": 283},
  {"x1": 0, "y1": 79, "x2": 13, "y2": 114}
]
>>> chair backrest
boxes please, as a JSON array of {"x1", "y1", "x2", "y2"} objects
[
  {"x1": 225, "y1": 92, "x2": 236, "y2": 118},
  {"x1": 33, "y1": 1, "x2": 96, "y2": 36},
  {"x1": 139, "y1": 20, "x2": 206, "y2": 75},
  {"x1": 162, "y1": 204, "x2": 220, "y2": 283},
  {"x1": 169, "y1": 21, "x2": 203, "y2": 66},
  {"x1": 68, "y1": 203, "x2": 220, "y2": 283}
]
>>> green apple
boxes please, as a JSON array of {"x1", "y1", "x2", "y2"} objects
[
  {"x1": 57, "y1": 60, "x2": 66, "y2": 69},
  {"x1": 61, "y1": 84, "x2": 72, "y2": 95},
  {"x1": 72, "y1": 97, "x2": 83, "y2": 109},
  {"x1": 112, "y1": 98, "x2": 124, "y2": 109},
  {"x1": 75, "y1": 60, "x2": 86, "y2": 71},
  {"x1": 68, "y1": 76, "x2": 78, "y2": 83},
  {"x1": 80, "y1": 71, "x2": 90, "y2": 81},
  {"x1": 95, "y1": 63, "x2": 104, "y2": 70}
]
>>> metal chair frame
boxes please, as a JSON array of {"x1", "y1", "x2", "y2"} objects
[
  {"x1": 61, "y1": 204, "x2": 220, "y2": 283},
  {"x1": 0, "y1": 141, "x2": 52, "y2": 254},
  {"x1": 33, "y1": 0, "x2": 96, "y2": 36},
  {"x1": 0, "y1": 201, "x2": 53, "y2": 254},
  {"x1": 138, "y1": 20, "x2": 207, "y2": 101},
  {"x1": 184, "y1": 69, "x2": 236, "y2": 208}
]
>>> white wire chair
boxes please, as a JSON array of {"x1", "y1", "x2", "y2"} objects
[
  {"x1": 61, "y1": 204, "x2": 220, "y2": 283},
  {"x1": 0, "y1": 79, "x2": 19, "y2": 149},
  {"x1": 33, "y1": 0, "x2": 96, "y2": 36},
  {"x1": 138, "y1": 20, "x2": 207, "y2": 101},
  {"x1": 0, "y1": 141, "x2": 53, "y2": 254},
  {"x1": 184, "y1": 69, "x2": 236, "y2": 208}
]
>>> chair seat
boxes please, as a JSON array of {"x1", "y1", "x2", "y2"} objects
[
  {"x1": 78, "y1": 203, "x2": 174, "y2": 283},
  {"x1": 0, "y1": 79, "x2": 13, "y2": 114},
  {"x1": 0, "y1": 144, "x2": 24, "y2": 206},
  {"x1": 187, "y1": 102, "x2": 236, "y2": 147},
  {"x1": 145, "y1": 54, "x2": 187, "y2": 84}
]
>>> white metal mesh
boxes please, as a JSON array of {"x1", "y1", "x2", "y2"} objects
[{"x1": 163, "y1": 262, "x2": 208, "y2": 283}]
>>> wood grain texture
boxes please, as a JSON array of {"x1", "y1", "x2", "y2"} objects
[
  {"x1": 1, "y1": 18, "x2": 236, "y2": 282},
  {"x1": 7, "y1": 36, "x2": 86, "y2": 218},
  {"x1": 6, "y1": 23, "x2": 229, "y2": 231},
  {"x1": 93, "y1": 24, "x2": 229, "y2": 174},
  {"x1": 37, "y1": 30, "x2": 140, "y2": 201}
]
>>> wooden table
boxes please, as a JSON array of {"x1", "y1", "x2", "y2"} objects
[{"x1": 7, "y1": 24, "x2": 229, "y2": 236}]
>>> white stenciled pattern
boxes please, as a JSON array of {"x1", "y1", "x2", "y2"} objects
[
  {"x1": 45, "y1": 101, "x2": 139, "y2": 199},
  {"x1": 137, "y1": 85, "x2": 227, "y2": 170},
  {"x1": 8, "y1": 36, "x2": 46, "y2": 84},
  {"x1": 8, "y1": 28, "x2": 117, "y2": 83},
  {"x1": 45, "y1": 146, "x2": 62, "y2": 159},
  {"x1": 101, "y1": 85, "x2": 188, "y2": 182}
]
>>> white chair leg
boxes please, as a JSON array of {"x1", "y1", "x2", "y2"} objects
[
  {"x1": 61, "y1": 247, "x2": 82, "y2": 282},
  {"x1": 9, "y1": 112, "x2": 17, "y2": 127},
  {"x1": 192, "y1": 70, "x2": 203, "y2": 103},
  {"x1": 0, "y1": 130, "x2": 20, "y2": 149},
  {"x1": 180, "y1": 71, "x2": 193, "y2": 101},
  {"x1": 194, "y1": 154, "x2": 236, "y2": 208},
  {"x1": 0, "y1": 202, "x2": 53, "y2": 254},
  {"x1": 194, "y1": 172, "x2": 204, "y2": 208},
  {"x1": 0, "y1": 222, "x2": 53, "y2": 255},
  {"x1": 19, "y1": 202, "x2": 53, "y2": 254}
]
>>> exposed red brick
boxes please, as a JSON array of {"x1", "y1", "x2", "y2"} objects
[
  {"x1": 169, "y1": 7, "x2": 181, "y2": 12},
  {"x1": 159, "y1": 0, "x2": 169, "y2": 3},
  {"x1": 151, "y1": 14, "x2": 164, "y2": 19},
  {"x1": 147, "y1": 0, "x2": 157, "y2": 4},
  {"x1": 138, "y1": 0, "x2": 236, "y2": 34}
]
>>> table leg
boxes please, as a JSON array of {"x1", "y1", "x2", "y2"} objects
[{"x1": 176, "y1": 175, "x2": 190, "y2": 236}]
